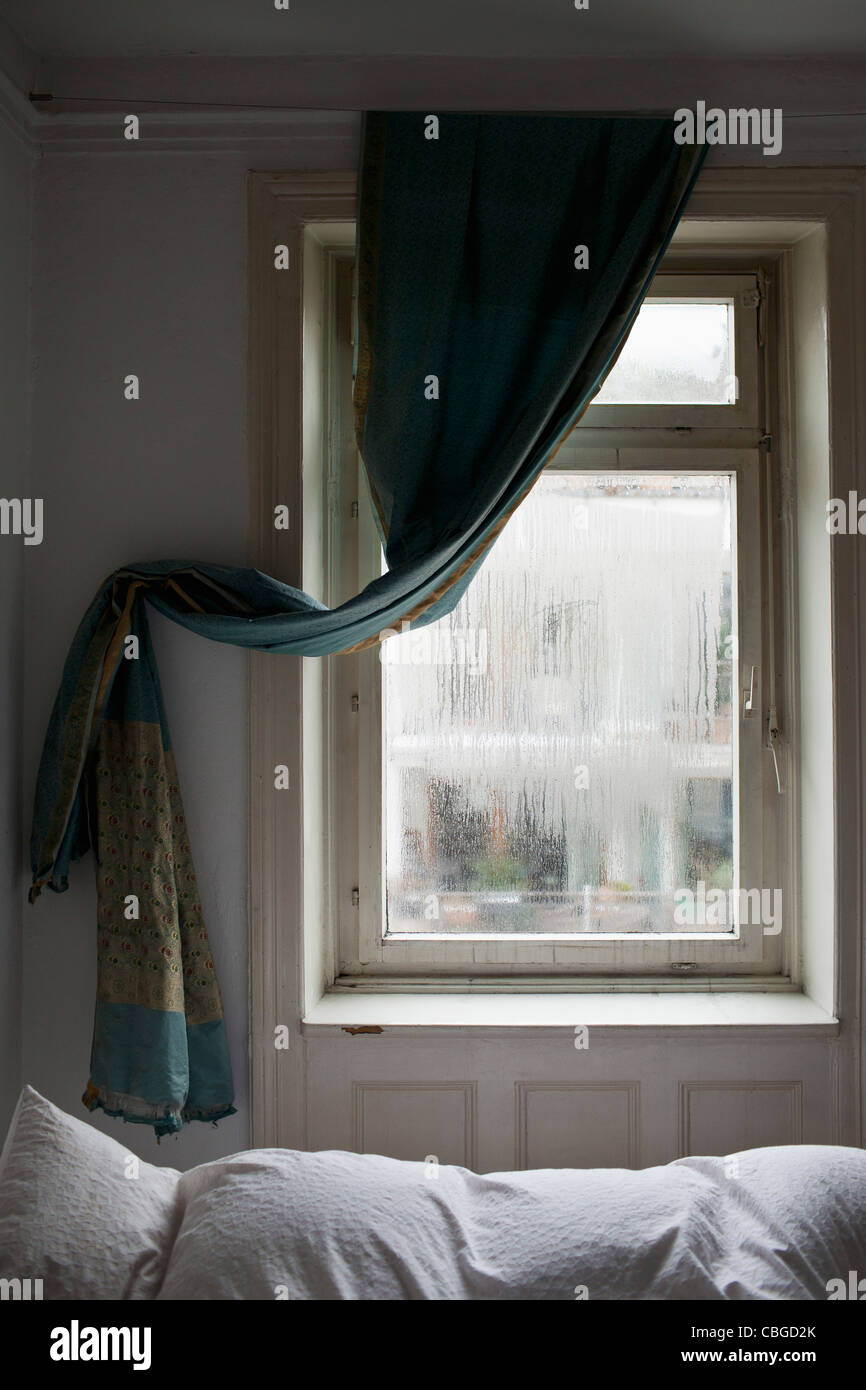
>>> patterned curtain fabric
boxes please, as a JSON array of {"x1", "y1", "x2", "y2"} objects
[{"x1": 30, "y1": 114, "x2": 706, "y2": 1135}]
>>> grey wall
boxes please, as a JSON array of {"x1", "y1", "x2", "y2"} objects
[
  {"x1": 21, "y1": 124, "x2": 355, "y2": 1168},
  {"x1": 0, "y1": 90, "x2": 32, "y2": 1134}
]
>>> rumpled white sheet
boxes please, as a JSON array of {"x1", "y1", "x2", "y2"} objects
[
  {"x1": 159, "y1": 1143, "x2": 866, "y2": 1300},
  {"x1": 3, "y1": 1087, "x2": 865, "y2": 1299}
]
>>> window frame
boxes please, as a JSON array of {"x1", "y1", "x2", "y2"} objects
[
  {"x1": 324, "y1": 266, "x2": 788, "y2": 983},
  {"x1": 583, "y1": 273, "x2": 759, "y2": 429}
]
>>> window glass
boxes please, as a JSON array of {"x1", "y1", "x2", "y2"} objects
[
  {"x1": 594, "y1": 301, "x2": 735, "y2": 405},
  {"x1": 382, "y1": 473, "x2": 736, "y2": 937}
]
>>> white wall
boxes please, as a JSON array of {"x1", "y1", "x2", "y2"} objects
[
  {"x1": 0, "y1": 81, "x2": 32, "y2": 1133},
  {"x1": 21, "y1": 118, "x2": 356, "y2": 1167}
]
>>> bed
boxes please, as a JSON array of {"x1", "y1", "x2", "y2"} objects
[{"x1": 2, "y1": 1086, "x2": 864, "y2": 1300}]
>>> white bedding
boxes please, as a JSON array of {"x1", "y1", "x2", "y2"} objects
[{"x1": 2, "y1": 1086, "x2": 865, "y2": 1300}]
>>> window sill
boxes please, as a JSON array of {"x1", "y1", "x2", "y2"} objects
[{"x1": 302, "y1": 990, "x2": 838, "y2": 1035}]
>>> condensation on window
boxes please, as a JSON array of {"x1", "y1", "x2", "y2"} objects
[
  {"x1": 594, "y1": 302, "x2": 735, "y2": 405},
  {"x1": 382, "y1": 473, "x2": 736, "y2": 937}
]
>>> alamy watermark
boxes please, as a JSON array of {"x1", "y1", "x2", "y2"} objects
[
  {"x1": 673, "y1": 102, "x2": 783, "y2": 157},
  {"x1": 0, "y1": 498, "x2": 42, "y2": 546},
  {"x1": 0, "y1": 1276, "x2": 43, "y2": 1300},
  {"x1": 49, "y1": 1322, "x2": 151, "y2": 1370},
  {"x1": 826, "y1": 492, "x2": 866, "y2": 534},
  {"x1": 379, "y1": 619, "x2": 488, "y2": 674},
  {"x1": 673, "y1": 881, "x2": 782, "y2": 935},
  {"x1": 826, "y1": 1270, "x2": 866, "y2": 1299}
]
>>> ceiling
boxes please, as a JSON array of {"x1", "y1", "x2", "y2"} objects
[{"x1": 2, "y1": 0, "x2": 866, "y2": 60}]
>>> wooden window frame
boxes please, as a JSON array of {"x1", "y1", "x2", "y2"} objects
[{"x1": 247, "y1": 168, "x2": 864, "y2": 1145}]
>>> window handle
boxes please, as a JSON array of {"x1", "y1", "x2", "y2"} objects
[
  {"x1": 742, "y1": 664, "x2": 756, "y2": 716},
  {"x1": 767, "y1": 706, "x2": 784, "y2": 795}
]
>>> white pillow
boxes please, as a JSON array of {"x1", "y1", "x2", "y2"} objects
[
  {"x1": 6, "y1": 1086, "x2": 866, "y2": 1301},
  {"x1": 158, "y1": 1143, "x2": 866, "y2": 1301},
  {"x1": 0, "y1": 1086, "x2": 182, "y2": 1300}
]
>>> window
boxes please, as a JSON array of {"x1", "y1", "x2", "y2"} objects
[
  {"x1": 322, "y1": 262, "x2": 788, "y2": 984},
  {"x1": 382, "y1": 470, "x2": 738, "y2": 941},
  {"x1": 249, "y1": 176, "x2": 854, "y2": 1152}
]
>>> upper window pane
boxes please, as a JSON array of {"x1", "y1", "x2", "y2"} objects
[
  {"x1": 382, "y1": 472, "x2": 736, "y2": 939},
  {"x1": 594, "y1": 301, "x2": 735, "y2": 405}
]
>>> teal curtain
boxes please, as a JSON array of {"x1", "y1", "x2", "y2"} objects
[{"x1": 30, "y1": 114, "x2": 706, "y2": 1134}]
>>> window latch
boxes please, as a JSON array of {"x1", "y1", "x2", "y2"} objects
[{"x1": 742, "y1": 664, "x2": 756, "y2": 716}]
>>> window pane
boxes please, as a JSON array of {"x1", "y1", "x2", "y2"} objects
[
  {"x1": 383, "y1": 473, "x2": 736, "y2": 937},
  {"x1": 594, "y1": 302, "x2": 735, "y2": 405}
]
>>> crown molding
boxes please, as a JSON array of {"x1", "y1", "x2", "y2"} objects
[
  {"x1": 33, "y1": 52, "x2": 866, "y2": 113},
  {"x1": 34, "y1": 107, "x2": 361, "y2": 157},
  {"x1": 31, "y1": 108, "x2": 866, "y2": 167},
  {"x1": 0, "y1": 52, "x2": 864, "y2": 162}
]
